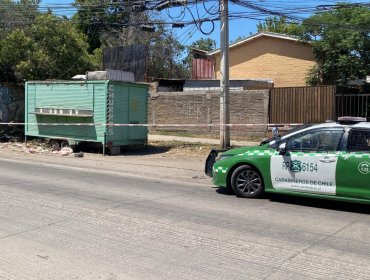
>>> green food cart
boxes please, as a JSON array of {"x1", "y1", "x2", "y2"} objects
[{"x1": 25, "y1": 80, "x2": 148, "y2": 155}]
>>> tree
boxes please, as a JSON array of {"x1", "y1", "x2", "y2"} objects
[
  {"x1": 231, "y1": 36, "x2": 246, "y2": 44},
  {"x1": 146, "y1": 25, "x2": 186, "y2": 80},
  {"x1": 73, "y1": 0, "x2": 140, "y2": 53},
  {"x1": 0, "y1": 14, "x2": 100, "y2": 82},
  {"x1": 257, "y1": 6, "x2": 370, "y2": 86},
  {"x1": 188, "y1": 38, "x2": 216, "y2": 52},
  {"x1": 257, "y1": 16, "x2": 302, "y2": 36},
  {"x1": 73, "y1": 1, "x2": 187, "y2": 80},
  {"x1": 73, "y1": 0, "x2": 159, "y2": 53},
  {"x1": 0, "y1": 0, "x2": 40, "y2": 40},
  {"x1": 302, "y1": 4, "x2": 370, "y2": 85}
]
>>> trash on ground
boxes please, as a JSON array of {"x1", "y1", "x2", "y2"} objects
[
  {"x1": 74, "y1": 152, "x2": 84, "y2": 158},
  {"x1": 60, "y1": 147, "x2": 73, "y2": 156}
]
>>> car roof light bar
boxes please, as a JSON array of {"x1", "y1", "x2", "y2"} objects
[{"x1": 338, "y1": 116, "x2": 367, "y2": 124}]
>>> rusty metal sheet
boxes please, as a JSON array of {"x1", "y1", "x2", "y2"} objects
[{"x1": 192, "y1": 58, "x2": 214, "y2": 80}]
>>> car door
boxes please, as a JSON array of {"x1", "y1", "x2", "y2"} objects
[
  {"x1": 270, "y1": 128, "x2": 344, "y2": 195},
  {"x1": 336, "y1": 128, "x2": 370, "y2": 199}
]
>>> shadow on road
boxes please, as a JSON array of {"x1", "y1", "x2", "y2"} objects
[
  {"x1": 215, "y1": 187, "x2": 235, "y2": 196},
  {"x1": 73, "y1": 144, "x2": 171, "y2": 156},
  {"x1": 121, "y1": 145, "x2": 171, "y2": 156},
  {"x1": 214, "y1": 187, "x2": 370, "y2": 214}
]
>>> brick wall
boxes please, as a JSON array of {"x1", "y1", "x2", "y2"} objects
[
  {"x1": 213, "y1": 36, "x2": 316, "y2": 88},
  {"x1": 148, "y1": 90, "x2": 269, "y2": 137}
]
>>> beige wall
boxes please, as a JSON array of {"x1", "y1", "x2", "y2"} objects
[{"x1": 214, "y1": 36, "x2": 316, "y2": 88}]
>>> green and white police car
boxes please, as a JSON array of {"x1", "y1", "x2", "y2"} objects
[{"x1": 206, "y1": 117, "x2": 370, "y2": 204}]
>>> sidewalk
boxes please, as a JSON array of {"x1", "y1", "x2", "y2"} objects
[
  {"x1": 148, "y1": 134, "x2": 260, "y2": 147},
  {"x1": 0, "y1": 135, "x2": 260, "y2": 186}
]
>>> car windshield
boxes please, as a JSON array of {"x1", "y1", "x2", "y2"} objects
[{"x1": 260, "y1": 123, "x2": 316, "y2": 146}]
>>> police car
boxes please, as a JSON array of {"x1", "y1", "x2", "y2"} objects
[{"x1": 205, "y1": 117, "x2": 370, "y2": 204}]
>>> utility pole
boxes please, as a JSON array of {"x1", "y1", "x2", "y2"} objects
[{"x1": 219, "y1": 0, "x2": 230, "y2": 148}]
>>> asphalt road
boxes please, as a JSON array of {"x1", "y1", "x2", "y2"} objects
[{"x1": 0, "y1": 158, "x2": 370, "y2": 280}]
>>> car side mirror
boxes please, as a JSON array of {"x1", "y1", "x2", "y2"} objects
[{"x1": 278, "y1": 142, "x2": 287, "y2": 154}]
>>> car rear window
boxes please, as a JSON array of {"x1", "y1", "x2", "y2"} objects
[{"x1": 347, "y1": 130, "x2": 370, "y2": 152}]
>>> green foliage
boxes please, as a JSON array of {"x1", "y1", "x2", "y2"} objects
[
  {"x1": 188, "y1": 38, "x2": 216, "y2": 52},
  {"x1": 257, "y1": 6, "x2": 370, "y2": 86},
  {"x1": 146, "y1": 26, "x2": 187, "y2": 80},
  {"x1": 302, "y1": 4, "x2": 370, "y2": 85},
  {"x1": 0, "y1": 14, "x2": 99, "y2": 82},
  {"x1": 90, "y1": 47, "x2": 104, "y2": 70},
  {"x1": 73, "y1": 0, "x2": 155, "y2": 52},
  {"x1": 73, "y1": 0, "x2": 135, "y2": 53},
  {"x1": 231, "y1": 36, "x2": 246, "y2": 44},
  {"x1": 305, "y1": 64, "x2": 323, "y2": 86},
  {"x1": 257, "y1": 16, "x2": 302, "y2": 36},
  {"x1": 0, "y1": 0, "x2": 40, "y2": 40},
  {"x1": 73, "y1": 1, "x2": 187, "y2": 80}
]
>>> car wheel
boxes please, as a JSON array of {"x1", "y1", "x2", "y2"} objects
[{"x1": 231, "y1": 165, "x2": 264, "y2": 198}]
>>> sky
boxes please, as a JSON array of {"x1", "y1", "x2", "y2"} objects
[{"x1": 40, "y1": 0, "x2": 362, "y2": 48}]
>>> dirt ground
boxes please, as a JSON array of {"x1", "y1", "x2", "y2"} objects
[
  {"x1": 0, "y1": 140, "x2": 213, "y2": 184},
  {"x1": 0, "y1": 140, "x2": 217, "y2": 159}
]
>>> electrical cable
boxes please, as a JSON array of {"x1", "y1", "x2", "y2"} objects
[
  {"x1": 0, "y1": 1, "x2": 369, "y2": 36},
  {"x1": 166, "y1": 5, "x2": 186, "y2": 21},
  {"x1": 202, "y1": 0, "x2": 219, "y2": 16}
]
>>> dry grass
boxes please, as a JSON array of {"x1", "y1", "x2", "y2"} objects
[
  {"x1": 151, "y1": 130, "x2": 265, "y2": 142},
  {"x1": 147, "y1": 141, "x2": 217, "y2": 157}
]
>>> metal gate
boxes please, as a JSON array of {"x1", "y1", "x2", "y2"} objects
[{"x1": 335, "y1": 93, "x2": 370, "y2": 121}]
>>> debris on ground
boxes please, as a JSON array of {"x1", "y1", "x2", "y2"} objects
[
  {"x1": 74, "y1": 152, "x2": 84, "y2": 158},
  {"x1": 60, "y1": 147, "x2": 74, "y2": 156},
  {"x1": 0, "y1": 139, "x2": 218, "y2": 158},
  {"x1": 26, "y1": 147, "x2": 36, "y2": 153},
  {"x1": 0, "y1": 141, "x2": 78, "y2": 157}
]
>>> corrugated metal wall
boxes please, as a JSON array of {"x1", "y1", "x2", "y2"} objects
[
  {"x1": 25, "y1": 81, "x2": 148, "y2": 146},
  {"x1": 270, "y1": 86, "x2": 336, "y2": 124},
  {"x1": 25, "y1": 82, "x2": 107, "y2": 142},
  {"x1": 104, "y1": 45, "x2": 146, "y2": 82},
  {"x1": 109, "y1": 83, "x2": 148, "y2": 142},
  {"x1": 192, "y1": 58, "x2": 214, "y2": 80}
]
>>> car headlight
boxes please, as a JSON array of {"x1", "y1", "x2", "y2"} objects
[{"x1": 215, "y1": 154, "x2": 233, "y2": 161}]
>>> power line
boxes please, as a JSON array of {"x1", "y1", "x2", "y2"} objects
[{"x1": 0, "y1": 1, "x2": 369, "y2": 37}]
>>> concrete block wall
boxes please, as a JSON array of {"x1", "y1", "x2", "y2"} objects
[
  {"x1": 148, "y1": 90, "x2": 269, "y2": 137},
  {"x1": 183, "y1": 79, "x2": 273, "y2": 91}
]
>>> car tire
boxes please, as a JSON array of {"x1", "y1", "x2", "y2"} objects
[{"x1": 231, "y1": 165, "x2": 264, "y2": 198}]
